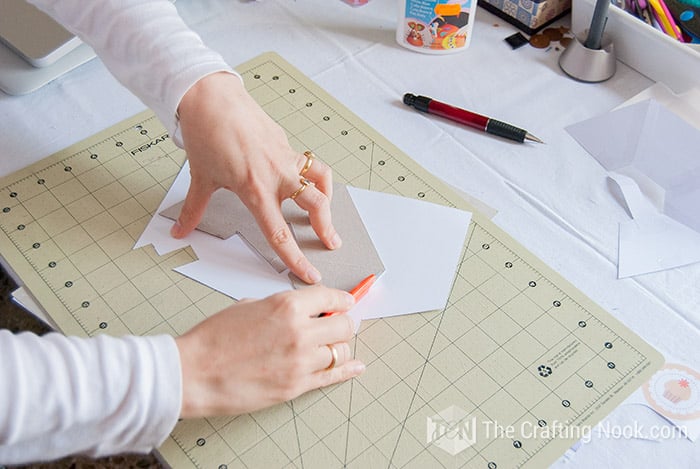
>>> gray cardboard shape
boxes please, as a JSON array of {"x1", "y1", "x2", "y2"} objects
[{"x1": 160, "y1": 183, "x2": 384, "y2": 291}]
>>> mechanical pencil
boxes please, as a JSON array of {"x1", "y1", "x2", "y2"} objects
[
  {"x1": 403, "y1": 93, "x2": 543, "y2": 144},
  {"x1": 319, "y1": 274, "x2": 376, "y2": 317}
]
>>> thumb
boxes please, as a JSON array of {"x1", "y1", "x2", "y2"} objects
[{"x1": 170, "y1": 182, "x2": 212, "y2": 239}]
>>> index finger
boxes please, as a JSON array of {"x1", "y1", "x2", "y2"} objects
[{"x1": 286, "y1": 286, "x2": 356, "y2": 342}]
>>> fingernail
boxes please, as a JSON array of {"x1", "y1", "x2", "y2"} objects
[
  {"x1": 351, "y1": 362, "x2": 366, "y2": 375},
  {"x1": 330, "y1": 232, "x2": 342, "y2": 250},
  {"x1": 307, "y1": 267, "x2": 322, "y2": 284},
  {"x1": 343, "y1": 292, "x2": 355, "y2": 307},
  {"x1": 170, "y1": 221, "x2": 182, "y2": 238}
]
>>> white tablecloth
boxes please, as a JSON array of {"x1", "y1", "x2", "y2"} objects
[{"x1": 0, "y1": 1, "x2": 698, "y2": 466}]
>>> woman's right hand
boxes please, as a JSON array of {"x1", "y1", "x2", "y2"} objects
[{"x1": 175, "y1": 286, "x2": 365, "y2": 419}]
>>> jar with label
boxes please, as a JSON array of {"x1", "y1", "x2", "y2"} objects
[{"x1": 396, "y1": 0, "x2": 478, "y2": 54}]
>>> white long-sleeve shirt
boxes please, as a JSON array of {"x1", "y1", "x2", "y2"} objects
[
  {"x1": 0, "y1": 331, "x2": 181, "y2": 463},
  {"x1": 1, "y1": 0, "x2": 239, "y2": 463},
  {"x1": 29, "y1": 0, "x2": 239, "y2": 148}
]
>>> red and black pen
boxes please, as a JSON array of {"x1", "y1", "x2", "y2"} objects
[{"x1": 403, "y1": 93, "x2": 543, "y2": 144}]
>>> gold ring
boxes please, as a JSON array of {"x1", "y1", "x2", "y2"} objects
[
  {"x1": 300, "y1": 151, "x2": 315, "y2": 177},
  {"x1": 289, "y1": 177, "x2": 311, "y2": 200},
  {"x1": 325, "y1": 344, "x2": 338, "y2": 370}
]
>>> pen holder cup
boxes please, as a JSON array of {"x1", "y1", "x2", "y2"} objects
[{"x1": 558, "y1": 31, "x2": 616, "y2": 83}]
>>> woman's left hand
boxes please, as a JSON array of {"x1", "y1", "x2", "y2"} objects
[{"x1": 173, "y1": 72, "x2": 342, "y2": 284}]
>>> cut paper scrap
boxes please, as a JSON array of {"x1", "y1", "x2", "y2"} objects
[
  {"x1": 610, "y1": 173, "x2": 700, "y2": 278},
  {"x1": 174, "y1": 234, "x2": 294, "y2": 301},
  {"x1": 566, "y1": 98, "x2": 700, "y2": 234},
  {"x1": 160, "y1": 183, "x2": 385, "y2": 292},
  {"x1": 136, "y1": 162, "x2": 473, "y2": 325},
  {"x1": 615, "y1": 82, "x2": 700, "y2": 131},
  {"x1": 566, "y1": 98, "x2": 700, "y2": 277}
]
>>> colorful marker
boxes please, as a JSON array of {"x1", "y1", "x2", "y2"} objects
[
  {"x1": 649, "y1": 0, "x2": 684, "y2": 40},
  {"x1": 320, "y1": 274, "x2": 377, "y2": 317}
]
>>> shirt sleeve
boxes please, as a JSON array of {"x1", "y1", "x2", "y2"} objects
[
  {"x1": 27, "y1": 0, "x2": 240, "y2": 148},
  {"x1": 0, "y1": 330, "x2": 182, "y2": 464}
]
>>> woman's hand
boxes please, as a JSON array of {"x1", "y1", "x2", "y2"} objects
[
  {"x1": 174, "y1": 72, "x2": 341, "y2": 284},
  {"x1": 175, "y1": 286, "x2": 365, "y2": 418}
]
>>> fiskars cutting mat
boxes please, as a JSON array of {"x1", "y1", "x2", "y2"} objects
[{"x1": 0, "y1": 52, "x2": 662, "y2": 468}]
